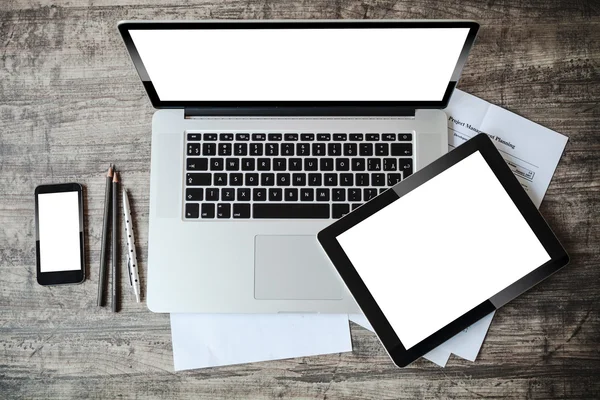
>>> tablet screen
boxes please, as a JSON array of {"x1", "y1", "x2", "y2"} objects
[{"x1": 336, "y1": 151, "x2": 551, "y2": 350}]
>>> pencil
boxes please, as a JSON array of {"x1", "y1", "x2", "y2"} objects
[
  {"x1": 97, "y1": 164, "x2": 112, "y2": 307},
  {"x1": 112, "y1": 171, "x2": 119, "y2": 312}
]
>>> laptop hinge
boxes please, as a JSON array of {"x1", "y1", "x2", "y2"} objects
[{"x1": 184, "y1": 106, "x2": 416, "y2": 118}]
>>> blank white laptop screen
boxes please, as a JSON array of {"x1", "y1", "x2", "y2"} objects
[
  {"x1": 337, "y1": 151, "x2": 550, "y2": 350},
  {"x1": 128, "y1": 27, "x2": 470, "y2": 102}
]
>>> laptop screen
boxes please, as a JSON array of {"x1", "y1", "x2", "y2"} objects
[{"x1": 126, "y1": 25, "x2": 473, "y2": 103}]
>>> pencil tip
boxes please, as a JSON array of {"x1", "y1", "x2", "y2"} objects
[
  {"x1": 113, "y1": 171, "x2": 119, "y2": 183},
  {"x1": 108, "y1": 165, "x2": 113, "y2": 177}
]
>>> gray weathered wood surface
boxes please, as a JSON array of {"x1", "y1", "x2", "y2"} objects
[{"x1": 1, "y1": 1, "x2": 599, "y2": 398}]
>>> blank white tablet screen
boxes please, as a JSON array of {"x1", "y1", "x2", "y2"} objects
[{"x1": 337, "y1": 151, "x2": 550, "y2": 350}]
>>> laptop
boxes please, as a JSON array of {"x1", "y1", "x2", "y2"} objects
[{"x1": 118, "y1": 20, "x2": 479, "y2": 313}]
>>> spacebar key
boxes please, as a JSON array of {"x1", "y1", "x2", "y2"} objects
[{"x1": 253, "y1": 204, "x2": 330, "y2": 219}]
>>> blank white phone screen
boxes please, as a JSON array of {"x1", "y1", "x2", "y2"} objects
[
  {"x1": 38, "y1": 191, "x2": 81, "y2": 273},
  {"x1": 336, "y1": 151, "x2": 550, "y2": 350},
  {"x1": 128, "y1": 27, "x2": 470, "y2": 102}
]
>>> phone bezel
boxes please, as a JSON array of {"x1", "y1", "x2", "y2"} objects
[{"x1": 35, "y1": 183, "x2": 85, "y2": 285}]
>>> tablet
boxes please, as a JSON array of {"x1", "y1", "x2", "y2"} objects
[{"x1": 317, "y1": 133, "x2": 569, "y2": 367}]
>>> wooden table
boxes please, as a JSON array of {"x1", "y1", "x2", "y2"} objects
[{"x1": 1, "y1": 1, "x2": 598, "y2": 398}]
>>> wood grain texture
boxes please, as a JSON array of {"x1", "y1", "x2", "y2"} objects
[{"x1": 0, "y1": 0, "x2": 599, "y2": 398}]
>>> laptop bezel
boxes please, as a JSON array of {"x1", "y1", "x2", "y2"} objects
[{"x1": 118, "y1": 20, "x2": 479, "y2": 114}]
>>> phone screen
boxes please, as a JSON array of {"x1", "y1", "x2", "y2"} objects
[{"x1": 38, "y1": 191, "x2": 82, "y2": 272}]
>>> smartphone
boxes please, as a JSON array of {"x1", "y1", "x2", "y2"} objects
[{"x1": 35, "y1": 183, "x2": 85, "y2": 285}]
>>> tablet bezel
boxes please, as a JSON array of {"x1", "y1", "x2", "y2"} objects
[{"x1": 317, "y1": 133, "x2": 569, "y2": 367}]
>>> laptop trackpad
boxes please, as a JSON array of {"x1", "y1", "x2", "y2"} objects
[{"x1": 254, "y1": 235, "x2": 343, "y2": 300}]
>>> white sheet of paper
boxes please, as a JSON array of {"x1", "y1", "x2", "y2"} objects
[{"x1": 170, "y1": 313, "x2": 352, "y2": 371}]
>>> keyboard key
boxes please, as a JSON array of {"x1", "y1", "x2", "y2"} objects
[
  {"x1": 237, "y1": 188, "x2": 251, "y2": 201},
  {"x1": 305, "y1": 158, "x2": 318, "y2": 171},
  {"x1": 383, "y1": 158, "x2": 397, "y2": 171},
  {"x1": 253, "y1": 188, "x2": 267, "y2": 201},
  {"x1": 253, "y1": 204, "x2": 329, "y2": 219},
  {"x1": 268, "y1": 133, "x2": 282, "y2": 141},
  {"x1": 367, "y1": 158, "x2": 381, "y2": 171},
  {"x1": 289, "y1": 158, "x2": 302, "y2": 171},
  {"x1": 293, "y1": 173, "x2": 306, "y2": 186},
  {"x1": 312, "y1": 143, "x2": 326, "y2": 156},
  {"x1": 187, "y1": 158, "x2": 208, "y2": 171},
  {"x1": 340, "y1": 174, "x2": 353, "y2": 186},
  {"x1": 219, "y1": 133, "x2": 234, "y2": 141},
  {"x1": 285, "y1": 188, "x2": 298, "y2": 201},
  {"x1": 375, "y1": 143, "x2": 389, "y2": 156},
  {"x1": 284, "y1": 133, "x2": 298, "y2": 141},
  {"x1": 332, "y1": 189, "x2": 345, "y2": 201},
  {"x1": 186, "y1": 188, "x2": 203, "y2": 201},
  {"x1": 277, "y1": 173, "x2": 290, "y2": 186},
  {"x1": 186, "y1": 173, "x2": 211, "y2": 186},
  {"x1": 399, "y1": 158, "x2": 413, "y2": 176},
  {"x1": 398, "y1": 133, "x2": 412, "y2": 141},
  {"x1": 349, "y1": 133, "x2": 363, "y2": 141},
  {"x1": 185, "y1": 203, "x2": 199, "y2": 218},
  {"x1": 359, "y1": 143, "x2": 373, "y2": 156},
  {"x1": 187, "y1": 143, "x2": 201, "y2": 156},
  {"x1": 356, "y1": 173, "x2": 369, "y2": 186},
  {"x1": 201, "y1": 203, "x2": 215, "y2": 218},
  {"x1": 245, "y1": 173, "x2": 259, "y2": 186},
  {"x1": 202, "y1": 143, "x2": 216, "y2": 156},
  {"x1": 352, "y1": 158, "x2": 365, "y2": 171},
  {"x1": 388, "y1": 173, "x2": 402, "y2": 186},
  {"x1": 301, "y1": 133, "x2": 314, "y2": 141},
  {"x1": 230, "y1": 173, "x2": 243, "y2": 186},
  {"x1": 236, "y1": 133, "x2": 250, "y2": 141},
  {"x1": 257, "y1": 158, "x2": 271, "y2": 171},
  {"x1": 250, "y1": 143, "x2": 263, "y2": 156},
  {"x1": 317, "y1": 133, "x2": 331, "y2": 141},
  {"x1": 214, "y1": 173, "x2": 227, "y2": 186},
  {"x1": 380, "y1": 188, "x2": 387, "y2": 194},
  {"x1": 206, "y1": 188, "x2": 219, "y2": 201},
  {"x1": 269, "y1": 188, "x2": 282, "y2": 201},
  {"x1": 328, "y1": 143, "x2": 341, "y2": 156},
  {"x1": 391, "y1": 143, "x2": 412, "y2": 156},
  {"x1": 204, "y1": 133, "x2": 217, "y2": 141},
  {"x1": 372, "y1": 173, "x2": 386, "y2": 186},
  {"x1": 320, "y1": 158, "x2": 334, "y2": 171},
  {"x1": 222, "y1": 188, "x2": 235, "y2": 201},
  {"x1": 297, "y1": 143, "x2": 310, "y2": 156},
  {"x1": 336, "y1": 158, "x2": 350, "y2": 171},
  {"x1": 332, "y1": 204, "x2": 350, "y2": 218},
  {"x1": 282, "y1": 143, "x2": 294, "y2": 156},
  {"x1": 300, "y1": 188, "x2": 314, "y2": 201},
  {"x1": 324, "y1": 174, "x2": 338, "y2": 186},
  {"x1": 233, "y1": 203, "x2": 250, "y2": 218},
  {"x1": 366, "y1": 133, "x2": 380, "y2": 141},
  {"x1": 316, "y1": 188, "x2": 330, "y2": 201},
  {"x1": 252, "y1": 133, "x2": 266, "y2": 141},
  {"x1": 187, "y1": 133, "x2": 201, "y2": 141},
  {"x1": 273, "y1": 158, "x2": 287, "y2": 171},
  {"x1": 234, "y1": 143, "x2": 248, "y2": 156},
  {"x1": 364, "y1": 188, "x2": 378, "y2": 201},
  {"x1": 382, "y1": 133, "x2": 396, "y2": 141},
  {"x1": 352, "y1": 203, "x2": 362, "y2": 210},
  {"x1": 308, "y1": 173, "x2": 322, "y2": 186},
  {"x1": 217, "y1": 203, "x2": 231, "y2": 218},
  {"x1": 348, "y1": 188, "x2": 361, "y2": 201},
  {"x1": 261, "y1": 173, "x2": 275, "y2": 186},
  {"x1": 343, "y1": 143, "x2": 357, "y2": 156},
  {"x1": 242, "y1": 158, "x2": 255, "y2": 171},
  {"x1": 210, "y1": 158, "x2": 224, "y2": 171},
  {"x1": 265, "y1": 143, "x2": 279, "y2": 156},
  {"x1": 333, "y1": 133, "x2": 347, "y2": 141},
  {"x1": 225, "y1": 158, "x2": 239, "y2": 171}
]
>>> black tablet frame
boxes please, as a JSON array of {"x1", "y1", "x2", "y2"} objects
[
  {"x1": 117, "y1": 20, "x2": 479, "y2": 114},
  {"x1": 317, "y1": 134, "x2": 569, "y2": 367},
  {"x1": 35, "y1": 183, "x2": 86, "y2": 286}
]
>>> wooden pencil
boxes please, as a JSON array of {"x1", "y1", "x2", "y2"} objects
[
  {"x1": 97, "y1": 164, "x2": 112, "y2": 307},
  {"x1": 111, "y1": 171, "x2": 119, "y2": 312}
]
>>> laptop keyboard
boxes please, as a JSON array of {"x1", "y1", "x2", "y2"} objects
[{"x1": 184, "y1": 132, "x2": 413, "y2": 219}]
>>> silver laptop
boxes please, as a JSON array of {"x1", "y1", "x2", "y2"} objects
[{"x1": 119, "y1": 20, "x2": 479, "y2": 313}]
